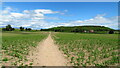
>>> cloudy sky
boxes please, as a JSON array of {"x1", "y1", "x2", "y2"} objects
[{"x1": 1, "y1": 2, "x2": 118, "y2": 29}]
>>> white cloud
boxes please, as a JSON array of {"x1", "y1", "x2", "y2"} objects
[
  {"x1": 69, "y1": 14, "x2": 118, "y2": 29},
  {"x1": 11, "y1": 13, "x2": 24, "y2": 18},
  {"x1": 0, "y1": 7, "x2": 118, "y2": 29},
  {"x1": 75, "y1": 20, "x2": 83, "y2": 23},
  {"x1": 23, "y1": 10, "x2": 30, "y2": 13},
  {"x1": 34, "y1": 9, "x2": 58, "y2": 14},
  {"x1": 2, "y1": 7, "x2": 12, "y2": 14},
  {"x1": 1, "y1": 7, "x2": 60, "y2": 29}
]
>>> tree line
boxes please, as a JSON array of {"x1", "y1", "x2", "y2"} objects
[
  {"x1": 2, "y1": 25, "x2": 115, "y2": 34},
  {"x1": 41, "y1": 26, "x2": 115, "y2": 34},
  {"x1": 2, "y1": 24, "x2": 32, "y2": 31}
]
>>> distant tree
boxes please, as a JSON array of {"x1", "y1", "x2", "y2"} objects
[
  {"x1": 25, "y1": 28, "x2": 32, "y2": 31},
  {"x1": 54, "y1": 29, "x2": 58, "y2": 32},
  {"x1": 39, "y1": 26, "x2": 115, "y2": 33},
  {"x1": 12, "y1": 28, "x2": 15, "y2": 31},
  {"x1": 109, "y1": 30, "x2": 114, "y2": 34},
  {"x1": 41, "y1": 29, "x2": 43, "y2": 31},
  {"x1": 2, "y1": 24, "x2": 15, "y2": 31},
  {"x1": 6, "y1": 24, "x2": 13, "y2": 31},
  {"x1": 27, "y1": 28, "x2": 32, "y2": 31},
  {"x1": 6, "y1": 24, "x2": 12, "y2": 28},
  {"x1": 20, "y1": 26, "x2": 24, "y2": 31},
  {"x1": 72, "y1": 28, "x2": 80, "y2": 32},
  {"x1": 25, "y1": 28, "x2": 28, "y2": 31}
]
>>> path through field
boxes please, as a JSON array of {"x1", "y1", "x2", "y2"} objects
[{"x1": 28, "y1": 33, "x2": 70, "y2": 66}]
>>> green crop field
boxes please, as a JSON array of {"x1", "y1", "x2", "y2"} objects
[
  {"x1": 2, "y1": 32, "x2": 48, "y2": 66},
  {"x1": 52, "y1": 32, "x2": 119, "y2": 66}
]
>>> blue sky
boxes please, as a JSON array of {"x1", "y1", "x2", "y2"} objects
[
  {"x1": 3, "y1": 0, "x2": 120, "y2": 2},
  {"x1": 1, "y1": 2, "x2": 118, "y2": 29}
]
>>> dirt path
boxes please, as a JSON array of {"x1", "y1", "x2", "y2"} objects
[{"x1": 28, "y1": 33, "x2": 70, "y2": 66}]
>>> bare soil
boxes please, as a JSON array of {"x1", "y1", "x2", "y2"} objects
[{"x1": 28, "y1": 33, "x2": 71, "y2": 66}]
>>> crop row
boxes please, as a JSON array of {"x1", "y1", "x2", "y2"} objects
[
  {"x1": 2, "y1": 32, "x2": 48, "y2": 66},
  {"x1": 53, "y1": 33, "x2": 119, "y2": 66}
]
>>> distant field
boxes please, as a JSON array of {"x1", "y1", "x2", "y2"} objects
[
  {"x1": 2, "y1": 32, "x2": 48, "y2": 66},
  {"x1": 53, "y1": 33, "x2": 119, "y2": 66}
]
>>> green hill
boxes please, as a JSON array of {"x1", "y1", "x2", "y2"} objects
[{"x1": 41, "y1": 25, "x2": 114, "y2": 34}]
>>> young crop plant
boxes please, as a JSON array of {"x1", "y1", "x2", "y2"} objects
[
  {"x1": 2, "y1": 57, "x2": 8, "y2": 61},
  {"x1": 2, "y1": 32, "x2": 48, "y2": 66},
  {"x1": 53, "y1": 33, "x2": 119, "y2": 66}
]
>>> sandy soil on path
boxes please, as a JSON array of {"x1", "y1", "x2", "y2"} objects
[{"x1": 28, "y1": 33, "x2": 71, "y2": 66}]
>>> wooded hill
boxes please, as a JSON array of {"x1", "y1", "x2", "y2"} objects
[{"x1": 41, "y1": 26, "x2": 115, "y2": 33}]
